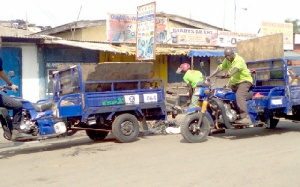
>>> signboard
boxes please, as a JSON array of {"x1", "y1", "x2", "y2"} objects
[
  {"x1": 169, "y1": 28, "x2": 218, "y2": 45},
  {"x1": 259, "y1": 21, "x2": 293, "y2": 50},
  {"x1": 218, "y1": 31, "x2": 257, "y2": 47},
  {"x1": 136, "y1": 2, "x2": 156, "y2": 61},
  {"x1": 106, "y1": 13, "x2": 137, "y2": 43}
]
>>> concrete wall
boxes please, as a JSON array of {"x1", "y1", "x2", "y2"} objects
[
  {"x1": 55, "y1": 29, "x2": 83, "y2": 40},
  {"x1": 82, "y1": 26, "x2": 106, "y2": 41},
  {"x1": 20, "y1": 44, "x2": 40, "y2": 102},
  {"x1": 0, "y1": 26, "x2": 33, "y2": 37}
]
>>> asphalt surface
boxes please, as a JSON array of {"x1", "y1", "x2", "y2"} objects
[{"x1": 1, "y1": 120, "x2": 300, "y2": 187}]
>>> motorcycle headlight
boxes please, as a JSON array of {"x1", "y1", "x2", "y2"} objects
[
  {"x1": 194, "y1": 87, "x2": 210, "y2": 96},
  {"x1": 194, "y1": 87, "x2": 201, "y2": 96}
]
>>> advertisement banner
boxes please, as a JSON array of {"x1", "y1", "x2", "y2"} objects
[
  {"x1": 136, "y1": 2, "x2": 156, "y2": 61},
  {"x1": 106, "y1": 13, "x2": 137, "y2": 43},
  {"x1": 155, "y1": 17, "x2": 167, "y2": 44},
  {"x1": 168, "y1": 28, "x2": 218, "y2": 45},
  {"x1": 260, "y1": 21, "x2": 293, "y2": 50},
  {"x1": 106, "y1": 13, "x2": 167, "y2": 45},
  {"x1": 217, "y1": 31, "x2": 257, "y2": 47}
]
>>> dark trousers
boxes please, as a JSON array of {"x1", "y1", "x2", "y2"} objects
[
  {"x1": 231, "y1": 81, "x2": 252, "y2": 119},
  {"x1": 0, "y1": 94, "x2": 23, "y2": 130}
]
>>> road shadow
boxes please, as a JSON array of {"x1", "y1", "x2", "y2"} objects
[
  {"x1": 0, "y1": 133, "x2": 118, "y2": 159},
  {"x1": 211, "y1": 121, "x2": 300, "y2": 141}
]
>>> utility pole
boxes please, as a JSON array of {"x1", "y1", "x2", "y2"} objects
[
  {"x1": 222, "y1": 0, "x2": 227, "y2": 31},
  {"x1": 234, "y1": 0, "x2": 236, "y2": 32}
]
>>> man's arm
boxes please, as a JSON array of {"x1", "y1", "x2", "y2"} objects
[
  {"x1": 208, "y1": 67, "x2": 221, "y2": 79},
  {"x1": 0, "y1": 71, "x2": 12, "y2": 86}
]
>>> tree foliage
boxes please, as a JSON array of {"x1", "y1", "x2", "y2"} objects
[{"x1": 285, "y1": 18, "x2": 300, "y2": 33}]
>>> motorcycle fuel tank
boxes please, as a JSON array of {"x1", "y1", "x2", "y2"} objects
[{"x1": 214, "y1": 88, "x2": 235, "y2": 100}]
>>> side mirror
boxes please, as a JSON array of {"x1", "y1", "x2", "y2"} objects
[
  {"x1": 8, "y1": 71, "x2": 15, "y2": 78},
  {"x1": 217, "y1": 59, "x2": 222, "y2": 64}
]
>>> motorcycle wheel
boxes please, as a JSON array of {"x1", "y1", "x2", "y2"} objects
[{"x1": 180, "y1": 113, "x2": 210, "y2": 143}]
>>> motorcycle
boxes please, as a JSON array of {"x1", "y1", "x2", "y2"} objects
[
  {"x1": 180, "y1": 76, "x2": 262, "y2": 143},
  {"x1": 0, "y1": 85, "x2": 67, "y2": 142}
]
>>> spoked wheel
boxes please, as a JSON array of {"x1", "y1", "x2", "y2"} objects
[
  {"x1": 112, "y1": 114, "x2": 139, "y2": 143},
  {"x1": 180, "y1": 113, "x2": 210, "y2": 143}
]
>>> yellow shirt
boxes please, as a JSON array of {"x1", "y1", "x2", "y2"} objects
[{"x1": 218, "y1": 53, "x2": 253, "y2": 86}]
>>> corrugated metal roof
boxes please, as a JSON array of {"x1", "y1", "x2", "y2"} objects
[
  {"x1": 112, "y1": 44, "x2": 190, "y2": 55},
  {"x1": 43, "y1": 39, "x2": 124, "y2": 53},
  {"x1": 284, "y1": 51, "x2": 300, "y2": 60}
]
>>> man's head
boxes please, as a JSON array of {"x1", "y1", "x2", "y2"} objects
[
  {"x1": 176, "y1": 63, "x2": 190, "y2": 74},
  {"x1": 224, "y1": 47, "x2": 235, "y2": 62}
]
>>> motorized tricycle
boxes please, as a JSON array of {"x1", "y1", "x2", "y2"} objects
[
  {"x1": 180, "y1": 58, "x2": 300, "y2": 143},
  {"x1": 0, "y1": 86, "x2": 67, "y2": 142}
]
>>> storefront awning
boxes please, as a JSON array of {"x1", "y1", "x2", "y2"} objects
[
  {"x1": 43, "y1": 39, "x2": 124, "y2": 53},
  {"x1": 189, "y1": 50, "x2": 224, "y2": 57},
  {"x1": 284, "y1": 51, "x2": 300, "y2": 60},
  {"x1": 113, "y1": 45, "x2": 190, "y2": 55}
]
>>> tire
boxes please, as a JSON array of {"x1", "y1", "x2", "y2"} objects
[
  {"x1": 180, "y1": 113, "x2": 210, "y2": 143},
  {"x1": 86, "y1": 130, "x2": 109, "y2": 141},
  {"x1": 112, "y1": 113, "x2": 139, "y2": 143},
  {"x1": 266, "y1": 116, "x2": 279, "y2": 129}
]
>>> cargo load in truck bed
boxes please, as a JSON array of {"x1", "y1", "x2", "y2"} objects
[{"x1": 58, "y1": 62, "x2": 154, "y2": 92}]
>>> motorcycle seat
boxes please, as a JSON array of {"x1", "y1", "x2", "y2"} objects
[{"x1": 32, "y1": 100, "x2": 54, "y2": 112}]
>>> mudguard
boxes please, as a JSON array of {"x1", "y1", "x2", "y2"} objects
[
  {"x1": 210, "y1": 98, "x2": 232, "y2": 128},
  {"x1": 185, "y1": 107, "x2": 214, "y2": 127}
]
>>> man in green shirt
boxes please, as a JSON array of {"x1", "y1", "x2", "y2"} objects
[
  {"x1": 176, "y1": 63, "x2": 204, "y2": 107},
  {"x1": 208, "y1": 48, "x2": 253, "y2": 124}
]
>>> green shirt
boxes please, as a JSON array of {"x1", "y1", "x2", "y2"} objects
[
  {"x1": 183, "y1": 70, "x2": 204, "y2": 88},
  {"x1": 218, "y1": 53, "x2": 253, "y2": 86}
]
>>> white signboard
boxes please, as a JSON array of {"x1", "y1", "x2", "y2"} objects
[
  {"x1": 143, "y1": 93, "x2": 158, "y2": 103},
  {"x1": 124, "y1": 95, "x2": 139, "y2": 105},
  {"x1": 136, "y1": 2, "x2": 156, "y2": 61}
]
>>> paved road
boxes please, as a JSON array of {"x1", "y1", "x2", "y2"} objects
[{"x1": 1, "y1": 120, "x2": 300, "y2": 187}]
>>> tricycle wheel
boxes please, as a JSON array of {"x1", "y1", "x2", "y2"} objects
[
  {"x1": 180, "y1": 113, "x2": 210, "y2": 143},
  {"x1": 112, "y1": 113, "x2": 139, "y2": 143},
  {"x1": 86, "y1": 130, "x2": 109, "y2": 141},
  {"x1": 266, "y1": 116, "x2": 279, "y2": 129}
]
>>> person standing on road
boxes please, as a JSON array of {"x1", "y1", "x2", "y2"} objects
[
  {"x1": 0, "y1": 37, "x2": 23, "y2": 139},
  {"x1": 208, "y1": 47, "x2": 253, "y2": 124},
  {"x1": 176, "y1": 63, "x2": 204, "y2": 108}
]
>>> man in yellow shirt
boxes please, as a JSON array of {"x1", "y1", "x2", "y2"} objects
[
  {"x1": 208, "y1": 48, "x2": 253, "y2": 124},
  {"x1": 176, "y1": 63, "x2": 204, "y2": 107}
]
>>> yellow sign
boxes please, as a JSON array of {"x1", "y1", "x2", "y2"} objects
[{"x1": 260, "y1": 21, "x2": 293, "y2": 50}]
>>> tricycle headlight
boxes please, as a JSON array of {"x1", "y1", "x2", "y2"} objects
[
  {"x1": 271, "y1": 98, "x2": 283, "y2": 105},
  {"x1": 52, "y1": 108, "x2": 59, "y2": 118}
]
